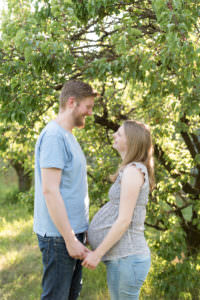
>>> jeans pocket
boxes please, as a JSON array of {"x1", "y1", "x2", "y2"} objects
[
  {"x1": 38, "y1": 235, "x2": 48, "y2": 250},
  {"x1": 38, "y1": 236, "x2": 50, "y2": 266},
  {"x1": 132, "y1": 257, "x2": 151, "y2": 287}
]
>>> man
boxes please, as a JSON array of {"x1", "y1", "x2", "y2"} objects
[{"x1": 34, "y1": 80, "x2": 97, "y2": 300}]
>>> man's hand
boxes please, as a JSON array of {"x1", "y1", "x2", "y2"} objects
[
  {"x1": 66, "y1": 237, "x2": 90, "y2": 260},
  {"x1": 81, "y1": 251, "x2": 101, "y2": 269}
]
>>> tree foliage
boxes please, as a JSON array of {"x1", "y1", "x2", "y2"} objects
[{"x1": 0, "y1": 1, "x2": 200, "y2": 296}]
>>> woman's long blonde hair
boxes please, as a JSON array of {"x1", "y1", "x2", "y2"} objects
[{"x1": 110, "y1": 120, "x2": 155, "y2": 191}]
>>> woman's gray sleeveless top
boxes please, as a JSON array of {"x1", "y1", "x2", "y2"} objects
[{"x1": 88, "y1": 162, "x2": 150, "y2": 261}]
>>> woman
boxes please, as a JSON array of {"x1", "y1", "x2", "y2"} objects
[{"x1": 82, "y1": 120, "x2": 155, "y2": 300}]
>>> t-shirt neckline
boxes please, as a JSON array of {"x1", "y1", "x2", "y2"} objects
[{"x1": 51, "y1": 120, "x2": 73, "y2": 136}]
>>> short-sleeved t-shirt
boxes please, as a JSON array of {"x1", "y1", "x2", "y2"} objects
[{"x1": 33, "y1": 120, "x2": 89, "y2": 237}]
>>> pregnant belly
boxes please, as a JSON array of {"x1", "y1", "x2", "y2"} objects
[
  {"x1": 88, "y1": 224, "x2": 111, "y2": 250},
  {"x1": 88, "y1": 214, "x2": 115, "y2": 250},
  {"x1": 87, "y1": 201, "x2": 118, "y2": 249}
]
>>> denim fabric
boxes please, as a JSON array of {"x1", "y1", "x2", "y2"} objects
[
  {"x1": 105, "y1": 254, "x2": 151, "y2": 300},
  {"x1": 37, "y1": 233, "x2": 85, "y2": 300}
]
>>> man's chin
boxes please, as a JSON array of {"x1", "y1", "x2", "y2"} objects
[
  {"x1": 75, "y1": 120, "x2": 85, "y2": 128},
  {"x1": 77, "y1": 124, "x2": 85, "y2": 129}
]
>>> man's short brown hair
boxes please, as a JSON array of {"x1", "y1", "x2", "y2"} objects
[{"x1": 59, "y1": 80, "x2": 97, "y2": 109}]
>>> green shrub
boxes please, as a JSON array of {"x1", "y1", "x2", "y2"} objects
[
  {"x1": 18, "y1": 187, "x2": 34, "y2": 212},
  {"x1": 147, "y1": 253, "x2": 200, "y2": 300},
  {"x1": 4, "y1": 187, "x2": 20, "y2": 204},
  {"x1": 4, "y1": 186, "x2": 34, "y2": 212}
]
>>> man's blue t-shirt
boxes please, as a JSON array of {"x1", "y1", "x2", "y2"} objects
[{"x1": 33, "y1": 120, "x2": 89, "y2": 236}]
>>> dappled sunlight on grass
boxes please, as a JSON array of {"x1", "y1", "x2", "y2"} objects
[
  {"x1": 0, "y1": 214, "x2": 36, "y2": 258},
  {"x1": 0, "y1": 217, "x2": 33, "y2": 238},
  {"x1": 0, "y1": 197, "x2": 111, "y2": 300},
  {"x1": 0, "y1": 202, "x2": 32, "y2": 227},
  {"x1": 0, "y1": 231, "x2": 42, "y2": 300},
  {"x1": 0, "y1": 198, "x2": 42, "y2": 300},
  {"x1": 0, "y1": 198, "x2": 111, "y2": 300},
  {"x1": 1, "y1": 185, "x2": 198, "y2": 299},
  {"x1": 0, "y1": 198, "x2": 166, "y2": 300}
]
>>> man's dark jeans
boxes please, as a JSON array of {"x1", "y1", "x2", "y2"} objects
[{"x1": 37, "y1": 233, "x2": 85, "y2": 300}]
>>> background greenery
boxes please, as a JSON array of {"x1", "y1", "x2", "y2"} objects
[
  {"x1": 1, "y1": 164, "x2": 199, "y2": 300},
  {"x1": 0, "y1": 0, "x2": 200, "y2": 299}
]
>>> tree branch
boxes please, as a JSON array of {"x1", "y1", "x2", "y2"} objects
[
  {"x1": 154, "y1": 143, "x2": 199, "y2": 195},
  {"x1": 180, "y1": 115, "x2": 198, "y2": 159},
  {"x1": 191, "y1": 133, "x2": 200, "y2": 153},
  {"x1": 145, "y1": 221, "x2": 167, "y2": 231}
]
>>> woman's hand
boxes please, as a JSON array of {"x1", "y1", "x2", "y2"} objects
[{"x1": 82, "y1": 251, "x2": 101, "y2": 269}]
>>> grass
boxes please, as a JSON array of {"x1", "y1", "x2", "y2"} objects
[
  {"x1": 0, "y1": 199, "x2": 111, "y2": 300},
  {"x1": 0, "y1": 199, "x2": 159, "y2": 300},
  {"x1": 0, "y1": 162, "x2": 110, "y2": 300},
  {"x1": 0, "y1": 201, "x2": 42, "y2": 300},
  {"x1": 2, "y1": 166, "x2": 196, "y2": 300},
  {"x1": 0, "y1": 164, "x2": 153, "y2": 299},
  {"x1": 0, "y1": 164, "x2": 154, "y2": 300},
  {"x1": 0, "y1": 197, "x2": 157, "y2": 300}
]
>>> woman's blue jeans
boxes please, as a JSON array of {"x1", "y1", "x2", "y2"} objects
[
  {"x1": 37, "y1": 233, "x2": 85, "y2": 300},
  {"x1": 105, "y1": 254, "x2": 151, "y2": 300}
]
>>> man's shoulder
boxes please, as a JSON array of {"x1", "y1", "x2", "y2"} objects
[
  {"x1": 39, "y1": 121, "x2": 66, "y2": 140},
  {"x1": 44, "y1": 121, "x2": 62, "y2": 135},
  {"x1": 35, "y1": 121, "x2": 61, "y2": 148}
]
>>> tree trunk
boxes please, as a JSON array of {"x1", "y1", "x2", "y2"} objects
[
  {"x1": 11, "y1": 161, "x2": 32, "y2": 192},
  {"x1": 183, "y1": 222, "x2": 200, "y2": 257}
]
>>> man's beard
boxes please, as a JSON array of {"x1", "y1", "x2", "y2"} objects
[
  {"x1": 75, "y1": 116, "x2": 85, "y2": 127},
  {"x1": 73, "y1": 111, "x2": 86, "y2": 128}
]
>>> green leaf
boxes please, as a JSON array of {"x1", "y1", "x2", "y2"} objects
[{"x1": 182, "y1": 206, "x2": 193, "y2": 222}]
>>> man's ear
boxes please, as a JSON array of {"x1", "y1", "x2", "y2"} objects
[{"x1": 68, "y1": 97, "x2": 77, "y2": 108}]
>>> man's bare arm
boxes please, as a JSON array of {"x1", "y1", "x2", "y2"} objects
[{"x1": 41, "y1": 168, "x2": 89, "y2": 259}]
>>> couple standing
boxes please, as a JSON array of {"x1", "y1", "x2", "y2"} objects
[{"x1": 34, "y1": 80, "x2": 155, "y2": 300}]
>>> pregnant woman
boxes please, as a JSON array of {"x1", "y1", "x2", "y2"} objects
[{"x1": 82, "y1": 120, "x2": 155, "y2": 300}]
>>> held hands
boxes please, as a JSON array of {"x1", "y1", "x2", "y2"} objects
[
  {"x1": 82, "y1": 251, "x2": 101, "y2": 269},
  {"x1": 66, "y1": 237, "x2": 90, "y2": 260}
]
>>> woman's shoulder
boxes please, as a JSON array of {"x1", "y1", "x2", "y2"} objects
[
  {"x1": 121, "y1": 162, "x2": 148, "y2": 187},
  {"x1": 118, "y1": 162, "x2": 147, "y2": 180},
  {"x1": 123, "y1": 161, "x2": 147, "y2": 173},
  {"x1": 121, "y1": 163, "x2": 143, "y2": 181}
]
